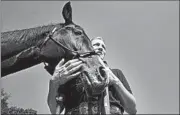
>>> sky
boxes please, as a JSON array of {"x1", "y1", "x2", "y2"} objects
[{"x1": 1, "y1": 1, "x2": 179, "y2": 114}]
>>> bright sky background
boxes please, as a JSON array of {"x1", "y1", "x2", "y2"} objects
[{"x1": 1, "y1": 1, "x2": 179, "y2": 114}]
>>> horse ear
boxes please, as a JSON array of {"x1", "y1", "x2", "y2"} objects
[{"x1": 62, "y1": 2, "x2": 73, "y2": 24}]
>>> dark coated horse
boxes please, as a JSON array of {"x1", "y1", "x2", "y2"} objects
[{"x1": 1, "y1": 2, "x2": 108, "y2": 98}]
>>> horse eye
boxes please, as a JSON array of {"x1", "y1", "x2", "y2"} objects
[
  {"x1": 65, "y1": 27, "x2": 72, "y2": 30},
  {"x1": 74, "y1": 31, "x2": 82, "y2": 35}
]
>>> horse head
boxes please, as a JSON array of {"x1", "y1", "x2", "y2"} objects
[{"x1": 40, "y1": 2, "x2": 108, "y2": 96}]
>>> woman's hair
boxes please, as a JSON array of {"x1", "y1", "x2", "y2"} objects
[{"x1": 91, "y1": 36, "x2": 105, "y2": 43}]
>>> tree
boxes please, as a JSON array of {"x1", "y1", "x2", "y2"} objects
[
  {"x1": 1, "y1": 88, "x2": 10, "y2": 114},
  {"x1": 1, "y1": 89, "x2": 37, "y2": 114}
]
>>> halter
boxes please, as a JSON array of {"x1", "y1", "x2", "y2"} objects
[{"x1": 41, "y1": 27, "x2": 97, "y2": 59}]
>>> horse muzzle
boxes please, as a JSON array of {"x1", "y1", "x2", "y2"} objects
[{"x1": 81, "y1": 66, "x2": 109, "y2": 97}]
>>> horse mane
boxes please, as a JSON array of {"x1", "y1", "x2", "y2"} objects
[
  {"x1": 1, "y1": 23, "x2": 65, "y2": 60},
  {"x1": 1, "y1": 23, "x2": 64, "y2": 46}
]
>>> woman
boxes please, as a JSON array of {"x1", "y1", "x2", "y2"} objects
[{"x1": 47, "y1": 37, "x2": 137, "y2": 114}]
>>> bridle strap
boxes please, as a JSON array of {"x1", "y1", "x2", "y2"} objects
[{"x1": 41, "y1": 27, "x2": 98, "y2": 59}]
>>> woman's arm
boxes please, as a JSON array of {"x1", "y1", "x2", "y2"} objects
[
  {"x1": 47, "y1": 80, "x2": 64, "y2": 114},
  {"x1": 108, "y1": 69, "x2": 137, "y2": 114},
  {"x1": 98, "y1": 57, "x2": 137, "y2": 114},
  {"x1": 47, "y1": 58, "x2": 84, "y2": 114}
]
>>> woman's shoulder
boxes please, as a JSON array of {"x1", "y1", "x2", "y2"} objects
[{"x1": 111, "y1": 68, "x2": 123, "y2": 75}]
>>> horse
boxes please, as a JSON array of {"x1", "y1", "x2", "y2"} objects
[{"x1": 1, "y1": 2, "x2": 109, "y2": 114}]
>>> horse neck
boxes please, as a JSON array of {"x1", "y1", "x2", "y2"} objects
[
  {"x1": 1, "y1": 23, "x2": 63, "y2": 61},
  {"x1": 1, "y1": 23, "x2": 64, "y2": 77}
]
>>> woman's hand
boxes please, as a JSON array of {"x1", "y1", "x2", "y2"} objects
[
  {"x1": 51, "y1": 58, "x2": 84, "y2": 85},
  {"x1": 101, "y1": 67, "x2": 119, "y2": 85}
]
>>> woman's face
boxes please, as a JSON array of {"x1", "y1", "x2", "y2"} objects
[{"x1": 91, "y1": 39, "x2": 106, "y2": 60}]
